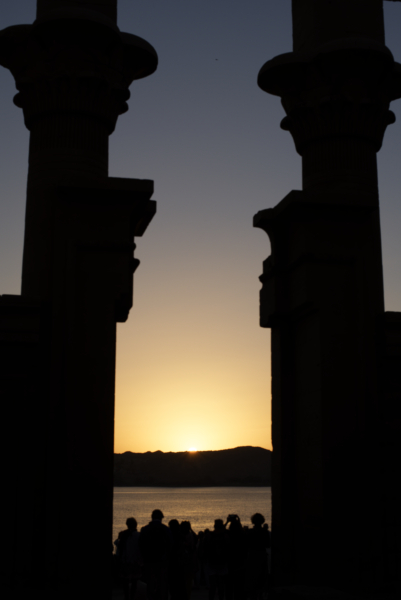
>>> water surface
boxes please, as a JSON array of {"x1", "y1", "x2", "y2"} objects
[{"x1": 113, "y1": 486, "x2": 271, "y2": 542}]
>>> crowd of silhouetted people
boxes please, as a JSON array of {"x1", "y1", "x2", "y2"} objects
[{"x1": 113, "y1": 509, "x2": 270, "y2": 600}]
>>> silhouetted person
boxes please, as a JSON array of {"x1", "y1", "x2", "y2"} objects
[
  {"x1": 197, "y1": 530, "x2": 210, "y2": 589},
  {"x1": 112, "y1": 542, "x2": 120, "y2": 588},
  {"x1": 205, "y1": 519, "x2": 229, "y2": 600},
  {"x1": 115, "y1": 517, "x2": 142, "y2": 600},
  {"x1": 168, "y1": 519, "x2": 186, "y2": 600},
  {"x1": 224, "y1": 515, "x2": 247, "y2": 600},
  {"x1": 180, "y1": 521, "x2": 197, "y2": 600},
  {"x1": 140, "y1": 509, "x2": 173, "y2": 600},
  {"x1": 262, "y1": 523, "x2": 271, "y2": 595},
  {"x1": 247, "y1": 514, "x2": 270, "y2": 600}
]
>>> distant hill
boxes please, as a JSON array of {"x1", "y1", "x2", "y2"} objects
[{"x1": 114, "y1": 446, "x2": 271, "y2": 486}]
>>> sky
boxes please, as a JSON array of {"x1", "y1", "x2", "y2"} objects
[{"x1": 1, "y1": 1, "x2": 401, "y2": 454}]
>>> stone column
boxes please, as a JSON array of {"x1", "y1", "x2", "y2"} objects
[
  {"x1": 254, "y1": 1, "x2": 401, "y2": 595},
  {"x1": 0, "y1": 0, "x2": 156, "y2": 299},
  {"x1": 0, "y1": 2, "x2": 157, "y2": 599}
]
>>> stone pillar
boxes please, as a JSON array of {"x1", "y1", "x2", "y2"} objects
[
  {"x1": 0, "y1": 0, "x2": 156, "y2": 299},
  {"x1": 37, "y1": 0, "x2": 117, "y2": 22},
  {"x1": 254, "y1": 0, "x2": 401, "y2": 595},
  {"x1": 0, "y1": 2, "x2": 157, "y2": 599}
]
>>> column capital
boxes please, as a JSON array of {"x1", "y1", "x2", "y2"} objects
[
  {"x1": 0, "y1": 10, "x2": 157, "y2": 133},
  {"x1": 258, "y1": 40, "x2": 401, "y2": 155}
]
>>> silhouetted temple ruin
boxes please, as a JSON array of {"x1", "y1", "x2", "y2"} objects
[
  {"x1": 0, "y1": 1, "x2": 157, "y2": 599},
  {"x1": 254, "y1": 1, "x2": 401, "y2": 597},
  {"x1": 1, "y1": 1, "x2": 401, "y2": 599}
]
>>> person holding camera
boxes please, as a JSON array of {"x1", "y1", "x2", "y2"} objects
[
  {"x1": 247, "y1": 514, "x2": 270, "y2": 600},
  {"x1": 225, "y1": 515, "x2": 247, "y2": 600}
]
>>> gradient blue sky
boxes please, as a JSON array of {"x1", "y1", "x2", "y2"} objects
[{"x1": 1, "y1": 1, "x2": 401, "y2": 452}]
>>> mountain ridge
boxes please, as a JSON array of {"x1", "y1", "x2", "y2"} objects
[{"x1": 114, "y1": 446, "x2": 271, "y2": 487}]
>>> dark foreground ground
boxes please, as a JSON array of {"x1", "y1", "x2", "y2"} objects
[
  {"x1": 111, "y1": 582, "x2": 400, "y2": 600},
  {"x1": 112, "y1": 581, "x2": 207, "y2": 600}
]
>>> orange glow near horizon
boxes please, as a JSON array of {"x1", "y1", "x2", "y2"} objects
[
  {"x1": 2, "y1": 2, "x2": 401, "y2": 460},
  {"x1": 114, "y1": 265, "x2": 272, "y2": 454}
]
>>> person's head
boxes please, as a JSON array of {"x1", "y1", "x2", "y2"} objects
[
  {"x1": 227, "y1": 514, "x2": 242, "y2": 531},
  {"x1": 126, "y1": 517, "x2": 137, "y2": 531},
  {"x1": 214, "y1": 519, "x2": 224, "y2": 531},
  {"x1": 180, "y1": 520, "x2": 191, "y2": 534},
  {"x1": 152, "y1": 509, "x2": 164, "y2": 521},
  {"x1": 169, "y1": 519, "x2": 179, "y2": 532},
  {"x1": 251, "y1": 513, "x2": 265, "y2": 527}
]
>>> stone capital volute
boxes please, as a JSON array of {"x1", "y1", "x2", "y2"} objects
[
  {"x1": 0, "y1": 9, "x2": 158, "y2": 133},
  {"x1": 258, "y1": 40, "x2": 401, "y2": 154}
]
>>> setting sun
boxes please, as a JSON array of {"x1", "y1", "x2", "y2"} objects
[{"x1": 188, "y1": 447, "x2": 198, "y2": 452}]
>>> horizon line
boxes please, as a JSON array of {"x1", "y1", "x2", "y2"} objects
[{"x1": 115, "y1": 445, "x2": 271, "y2": 455}]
